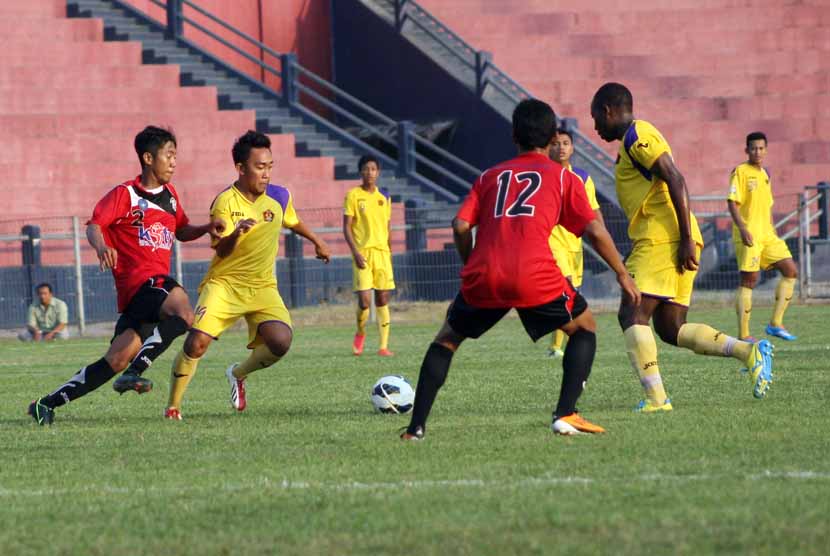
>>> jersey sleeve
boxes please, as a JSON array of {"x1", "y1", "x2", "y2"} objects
[
  {"x1": 560, "y1": 171, "x2": 596, "y2": 237},
  {"x1": 727, "y1": 167, "x2": 744, "y2": 204},
  {"x1": 57, "y1": 300, "x2": 69, "y2": 324},
  {"x1": 282, "y1": 193, "x2": 300, "y2": 229},
  {"x1": 629, "y1": 124, "x2": 671, "y2": 171},
  {"x1": 456, "y1": 176, "x2": 482, "y2": 225},
  {"x1": 88, "y1": 186, "x2": 129, "y2": 228},
  {"x1": 209, "y1": 192, "x2": 234, "y2": 247},
  {"x1": 343, "y1": 190, "x2": 356, "y2": 217},
  {"x1": 584, "y1": 175, "x2": 601, "y2": 210},
  {"x1": 26, "y1": 304, "x2": 37, "y2": 328}
]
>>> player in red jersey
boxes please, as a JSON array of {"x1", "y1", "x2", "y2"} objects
[
  {"x1": 401, "y1": 99, "x2": 640, "y2": 440},
  {"x1": 27, "y1": 126, "x2": 222, "y2": 425}
]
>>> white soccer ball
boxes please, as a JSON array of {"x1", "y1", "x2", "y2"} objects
[{"x1": 370, "y1": 375, "x2": 415, "y2": 414}]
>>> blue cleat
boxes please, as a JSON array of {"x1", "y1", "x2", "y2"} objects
[
  {"x1": 765, "y1": 324, "x2": 797, "y2": 341},
  {"x1": 742, "y1": 339, "x2": 774, "y2": 399}
]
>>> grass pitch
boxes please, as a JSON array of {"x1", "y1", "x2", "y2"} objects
[{"x1": 1, "y1": 304, "x2": 828, "y2": 555}]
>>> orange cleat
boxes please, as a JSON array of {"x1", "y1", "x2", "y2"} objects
[
  {"x1": 164, "y1": 407, "x2": 182, "y2": 421},
  {"x1": 377, "y1": 348, "x2": 395, "y2": 357},
  {"x1": 352, "y1": 333, "x2": 366, "y2": 356},
  {"x1": 551, "y1": 413, "x2": 606, "y2": 435}
]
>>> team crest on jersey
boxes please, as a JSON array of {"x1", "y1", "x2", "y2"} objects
[
  {"x1": 748, "y1": 178, "x2": 758, "y2": 191},
  {"x1": 138, "y1": 221, "x2": 174, "y2": 252},
  {"x1": 358, "y1": 200, "x2": 366, "y2": 211},
  {"x1": 378, "y1": 199, "x2": 384, "y2": 206},
  {"x1": 170, "y1": 197, "x2": 177, "y2": 212},
  {"x1": 263, "y1": 209, "x2": 274, "y2": 222}
]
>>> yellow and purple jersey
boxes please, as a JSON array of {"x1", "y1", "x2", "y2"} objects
[
  {"x1": 727, "y1": 162, "x2": 775, "y2": 240},
  {"x1": 549, "y1": 164, "x2": 600, "y2": 253},
  {"x1": 344, "y1": 185, "x2": 392, "y2": 252}
]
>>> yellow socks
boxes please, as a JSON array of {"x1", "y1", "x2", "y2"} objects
[
  {"x1": 624, "y1": 325, "x2": 668, "y2": 405},
  {"x1": 771, "y1": 277, "x2": 796, "y2": 327},
  {"x1": 377, "y1": 304, "x2": 391, "y2": 350},
  {"x1": 233, "y1": 344, "x2": 280, "y2": 380},
  {"x1": 549, "y1": 330, "x2": 565, "y2": 352},
  {"x1": 168, "y1": 350, "x2": 200, "y2": 410},
  {"x1": 677, "y1": 323, "x2": 752, "y2": 362},
  {"x1": 736, "y1": 286, "x2": 753, "y2": 339},
  {"x1": 356, "y1": 306, "x2": 369, "y2": 336}
]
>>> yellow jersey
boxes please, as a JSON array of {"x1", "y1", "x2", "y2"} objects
[
  {"x1": 616, "y1": 120, "x2": 702, "y2": 245},
  {"x1": 343, "y1": 185, "x2": 392, "y2": 252},
  {"x1": 727, "y1": 162, "x2": 774, "y2": 239},
  {"x1": 549, "y1": 165, "x2": 600, "y2": 253},
  {"x1": 199, "y1": 183, "x2": 299, "y2": 291}
]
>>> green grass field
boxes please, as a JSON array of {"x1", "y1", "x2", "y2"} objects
[{"x1": 1, "y1": 304, "x2": 828, "y2": 555}]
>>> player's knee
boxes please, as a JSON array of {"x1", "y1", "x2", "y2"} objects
[
  {"x1": 266, "y1": 337, "x2": 291, "y2": 358},
  {"x1": 782, "y1": 264, "x2": 798, "y2": 279},
  {"x1": 655, "y1": 322, "x2": 680, "y2": 346},
  {"x1": 105, "y1": 353, "x2": 132, "y2": 372},
  {"x1": 741, "y1": 272, "x2": 759, "y2": 288},
  {"x1": 184, "y1": 333, "x2": 210, "y2": 358}
]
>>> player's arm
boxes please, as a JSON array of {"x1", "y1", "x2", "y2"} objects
[
  {"x1": 86, "y1": 224, "x2": 117, "y2": 270},
  {"x1": 342, "y1": 214, "x2": 366, "y2": 269},
  {"x1": 583, "y1": 219, "x2": 640, "y2": 305},
  {"x1": 288, "y1": 220, "x2": 330, "y2": 263},
  {"x1": 26, "y1": 306, "x2": 41, "y2": 339},
  {"x1": 727, "y1": 200, "x2": 753, "y2": 246},
  {"x1": 452, "y1": 217, "x2": 474, "y2": 264},
  {"x1": 214, "y1": 218, "x2": 257, "y2": 258},
  {"x1": 176, "y1": 220, "x2": 225, "y2": 242},
  {"x1": 651, "y1": 153, "x2": 699, "y2": 271}
]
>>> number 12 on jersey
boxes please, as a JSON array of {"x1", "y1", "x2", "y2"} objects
[{"x1": 494, "y1": 170, "x2": 541, "y2": 218}]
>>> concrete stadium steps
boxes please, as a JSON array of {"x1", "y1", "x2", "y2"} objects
[
  {"x1": 0, "y1": 17, "x2": 103, "y2": 41},
  {"x1": 0, "y1": 65, "x2": 183, "y2": 89},
  {"x1": 0, "y1": 0, "x2": 67, "y2": 17},
  {"x1": 0, "y1": 41, "x2": 142, "y2": 65},
  {"x1": 0, "y1": 87, "x2": 219, "y2": 114}
]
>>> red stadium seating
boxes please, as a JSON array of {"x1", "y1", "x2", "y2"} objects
[
  {"x1": 420, "y1": 0, "x2": 830, "y2": 196},
  {"x1": 2, "y1": 1, "x2": 372, "y2": 265}
]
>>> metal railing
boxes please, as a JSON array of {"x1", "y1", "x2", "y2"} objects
[
  {"x1": 121, "y1": 0, "x2": 478, "y2": 202},
  {"x1": 798, "y1": 182, "x2": 830, "y2": 298}
]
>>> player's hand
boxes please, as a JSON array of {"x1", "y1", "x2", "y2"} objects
[
  {"x1": 677, "y1": 239, "x2": 699, "y2": 273},
  {"x1": 97, "y1": 245, "x2": 118, "y2": 270},
  {"x1": 617, "y1": 272, "x2": 641, "y2": 306},
  {"x1": 315, "y1": 241, "x2": 331, "y2": 264},
  {"x1": 207, "y1": 219, "x2": 226, "y2": 240},
  {"x1": 353, "y1": 252, "x2": 367, "y2": 269},
  {"x1": 740, "y1": 228, "x2": 754, "y2": 247},
  {"x1": 43, "y1": 331, "x2": 55, "y2": 342},
  {"x1": 33, "y1": 330, "x2": 42, "y2": 341},
  {"x1": 234, "y1": 218, "x2": 257, "y2": 235}
]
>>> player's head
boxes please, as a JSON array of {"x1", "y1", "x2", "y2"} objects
[
  {"x1": 591, "y1": 83, "x2": 633, "y2": 142},
  {"x1": 512, "y1": 99, "x2": 558, "y2": 152},
  {"x1": 35, "y1": 282, "x2": 53, "y2": 305},
  {"x1": 134, "y1": 126, "x2": 177, "y2": 184},
  {"x1": 745, "y1": 131, "x2": 768, "y2": 166},
  {"x1": 358, "y1": 155, "x2": 380, "y2": 187},
  {"x1": 232, "y1": 130, "x2": 273, "y2": 195},
  {"x1": 550, "y1": 128, "x2": 574, "y2": 165}
]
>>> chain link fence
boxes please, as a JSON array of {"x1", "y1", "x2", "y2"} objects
[{"x1": 1, "y1": 187, "x2": 827, "y2": 333}]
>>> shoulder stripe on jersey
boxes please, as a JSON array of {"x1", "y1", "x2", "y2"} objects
[
  {"x1": 571, "y1": 166, "x2": 590, "y2": 184},
  {"x1": 763, "y1": 167, "x2": 771, "y2": 179},
  {"x1": 266, "y1": 184, "x2": 290, "y2": 213},
  {"x1": 379, "y1": 186, "x2": 391, "y2": 200},
  {"x1": 623, "y1": 122, "x2": 653, "y2": 182}
]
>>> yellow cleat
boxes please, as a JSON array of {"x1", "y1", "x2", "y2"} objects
[{"x1": 635, "y1": 398, "x2": 673, "y2": 413}]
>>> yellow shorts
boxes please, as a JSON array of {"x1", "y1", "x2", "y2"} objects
[
  {"x1": 626, "y1": 241, "x2": 701, "y2": 307},
  {"x1": 193, "y1": 279, "x2": 292, "y2": 348},
  {"x1": 353, "y1": 248, "x2": 395, "y2": 291},
  {"x1": 552, "y1": 248, "x2": 584, "y2": 288},
  {"x1": 734, "y1": 233, "x2": 792, "y2": 272}
]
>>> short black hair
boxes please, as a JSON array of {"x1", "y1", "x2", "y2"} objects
[
  {"x1": 592, "y1": 82, "x2": 633, "y2": 111},
  {"x1": 35, "y1": 282, "x2": 52, "y2": 293},
  {"x1": 232, "y1": 130, "x2": 271, "y2": 165},
  {"x1": 134, "y1": 126, "x2": 176, "y2": 166},
  {"x1": 512, "y1": 99, "x2": 557, "y2": 150},
  {"x1": 746, "y1": 131, "x2": 768, "y2": 146},
  {"x1": 358, "y1": 154, "x2": 380, "y2": 172},
  {"x1": 555, "y1": 127, "x2": 574, "y2": 142}
]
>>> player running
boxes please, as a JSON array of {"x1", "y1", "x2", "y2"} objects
[
  {"x1": 590, "y1": 82, "x2": 775, "y2": 412},
  {"x1": 27, "y1": 126, "x2": 222, "y2": 425},
  {"x1": 728, "y1": 132, "x2": 798, "y2": 342},
  {"x1": 401, "y1": 99, "x2": 640, "y2": 440},
  {"x1": 164, "y1": 130, "x2": 330, "y2": 420}
]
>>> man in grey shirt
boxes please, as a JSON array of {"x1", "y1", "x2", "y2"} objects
[{"x1": 18, "y1": 283, "x2": 69, "y2": 341}]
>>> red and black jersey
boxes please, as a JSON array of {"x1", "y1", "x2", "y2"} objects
[
  {"x1": 456, "y1": 152, "x2": 595, "y2": 308},
  {"x1": 88, "y1": 176, "x2": 189, "y2": 312}
]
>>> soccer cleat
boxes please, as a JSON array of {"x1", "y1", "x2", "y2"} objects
[
  {"x1": 225, "y1": 363, "x2": 246, "y2": 412},
  {"x1": 27, "y1": 399, "x2": 54, "y2": 426},
  {"x1": 400, "y1": 425, "x2": 424, "y2": 441},
  {"x1": 547, "y1": 348, "x2": 565, "y2": 358},
  {"x1": 112, "y1": 371, "x2": 153, "y2": 395},
  {"x1": 742, "y1": 339, "x2": 774, "y2": 399},
  {"x1": 377, "y1": 348, "x2": 395, "y2": 357},
  {"x1": 551, "y1": 413, "x2": 606, "y2": 435},
  {"x1": 739, "y1": 336, "x2": 758, "y2": 344},
  {"x1": 352, "y1": 333, "x2": 365, "y2": 356},
  {"x1": 765, "y1": 324, "x2": 797, "y2": 341},
  {"x1": 635, "y1": 398, "x2": 673, "y2": 413},
  {"x1": 164, "y1": 407, "x2": 182, "y2": 421}
]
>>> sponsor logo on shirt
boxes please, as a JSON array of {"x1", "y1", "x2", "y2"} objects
[{"x1": 138, "y1": 221, "x2": 174, "y2": 251}]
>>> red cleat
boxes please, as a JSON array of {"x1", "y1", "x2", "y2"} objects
[
  {"x1": 164, "y1": 407, "x2": 182, "y2": 421},
  {"x1": 352, "y1": 333, "x2": 366, "y2": 356},
  {"x1": 377, "y1": 348, "x2": 394, "y2": 357}
]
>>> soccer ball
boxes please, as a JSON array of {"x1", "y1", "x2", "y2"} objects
[{"x1": 370, "y1": 375, "x2": 415, "y2": 414}]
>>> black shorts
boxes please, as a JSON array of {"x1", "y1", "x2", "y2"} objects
[
  {"x1": 446, "y1": 290, "x2": 588, "y2": 342},
  {"x1": 112, "y1": 274, "x2": 182, "y2": 342}
]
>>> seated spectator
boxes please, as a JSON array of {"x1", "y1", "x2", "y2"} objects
[{"x1": 18, "y1": 283, "x2": 69, "y2": 341}]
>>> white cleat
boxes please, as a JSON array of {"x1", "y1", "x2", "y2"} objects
[{"x1": 226, "y1": 363, "x2": 247, "y2": 411}]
